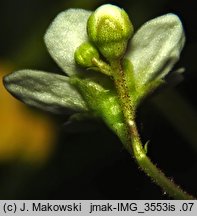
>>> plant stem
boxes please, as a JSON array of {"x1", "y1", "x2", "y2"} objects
[{"x1": 111, "y1": 60, "x2": 195, "y2": 199}]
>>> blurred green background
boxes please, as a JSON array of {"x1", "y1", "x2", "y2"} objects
[{"x1": 0, "y1": 0, "x2": 196, "y2": 199}]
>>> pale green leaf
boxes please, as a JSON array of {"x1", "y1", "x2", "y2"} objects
[
  {"x1": 3, "y1": 70, "x2": 88, "y2": 114},
  {"x1": 126, "y1": 13, "x2": 185, "y2": 86},
  {"x1": 44, "y1": 9, "x2": 91, "y2": 76}
]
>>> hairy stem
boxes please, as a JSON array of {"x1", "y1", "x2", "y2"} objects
[{"x1": 111, "y1": 60, "x2": 194, "y2": 199}]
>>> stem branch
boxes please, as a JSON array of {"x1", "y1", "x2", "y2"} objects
[{"x1": 111, "y1": 60, "x2": 194, "y2": 199}]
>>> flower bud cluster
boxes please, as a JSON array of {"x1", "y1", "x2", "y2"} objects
[
  {"x1": 87, "y1": 4, "x2": 133, "y2": 60},
  {"x1": 75, "y1": 4, "x2": 133, "y2": 67}
]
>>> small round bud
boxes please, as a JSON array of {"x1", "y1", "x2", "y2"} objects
[
  {"x1": 87, "y1": 4, "x2": 133, "y2": 60},
  {"x1": 74, "y1": 42, "x2": 100, "y2": 67}
]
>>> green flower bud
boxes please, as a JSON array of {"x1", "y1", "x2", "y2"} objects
[
  {"x1": 87, "y1": 4, "x2": 133, "y2": 60},
  {"x1": 74, "y1": 42, "x2": 100, "y2": 67}
]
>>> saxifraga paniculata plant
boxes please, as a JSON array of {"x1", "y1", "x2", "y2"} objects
[{"x1": 3, "y1": 4, "x2": 196, "y2": 199}]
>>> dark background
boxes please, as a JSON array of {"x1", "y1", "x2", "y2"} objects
[{"x1": 0, "y1": 0, "x2": 196, "y2": 199}]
